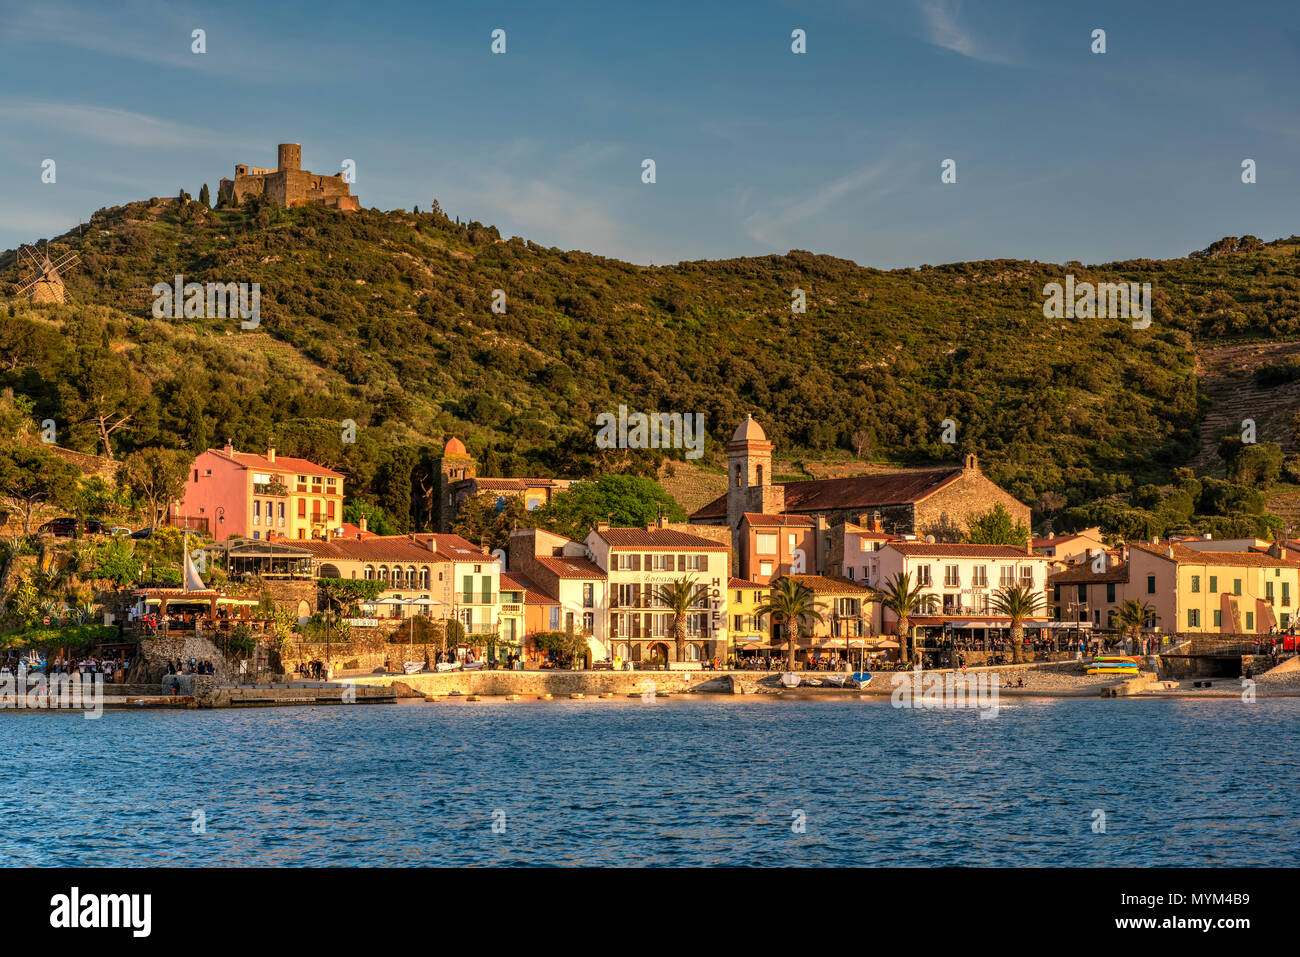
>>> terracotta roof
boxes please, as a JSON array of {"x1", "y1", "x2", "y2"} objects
[
  {"x1": 532, "y1": 555, "x2": 606, "y2": 579},
  {"x1": 780, "y1": 574, "x2": 874, "y2": 595},
  {"x1": 728, "y1": 577, "x2": 767, "y2": 589},
  {"x1": 1129, "y1": 542, "x2": 1300, "y2": 568},
  {"x1": 690, "y1": 467, "x2": 964, "y2": 520},
  {"x1": 498, "y1": 572, "x2": 529, "y2": 591},
  {"x1": 1032, "y1": 533, "x2": 1102, "y2": 547},
  {"x1": 594, "y1": 527, "x2": 729, "y2": 550},
  {"x1": 473, "y1": 477, "x2": 568, "y2": 491},
  {"x1": 295, "y1": 533, "x2": 491, "y2": 564},
  {"x1": 335, "y1": 522, "x2": 376, "y2": 541},
  {"x1": 213, "y1": 449, "x2": 343, "y2": 479},
  {"x1": 743, "y1": 513, "x2": 816, "y2": 527},
  {"x1": 1049, "y1": 561, "x2": 1129, "y2": 585},
  {"x1": 883, "y1": 543, "x2": 1042, "y2": 558}
]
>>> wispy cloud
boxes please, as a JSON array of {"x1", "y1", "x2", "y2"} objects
[
  {"x1": 0, "y1": 100, "x2": 253, "y2": 151},
  {"x1": 741, "y1": 161, "x2": 895, "y2": 247},
  {"x1": 916, "y1": 0, "x2": 1014, "y2": 65}
]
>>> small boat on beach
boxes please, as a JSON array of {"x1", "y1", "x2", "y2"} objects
[
  {"x1": 402, "y1": 661, "x2": 424, "y2": 674},
  {"x1": 850, "y1": 671, "x2": 873, "y2": 688},
  {"x1": 780, "y1": 672, "x2": 800, "y2": 688},
  {"x1": 434, "y1": 662, "x2": 461, "y2": 673}
]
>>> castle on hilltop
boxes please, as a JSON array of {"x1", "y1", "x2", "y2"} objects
[{"x1": 218, "y1": 143, "x2": 359, "y2": 211}]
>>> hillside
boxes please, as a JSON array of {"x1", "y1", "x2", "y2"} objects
[{"x1": 3, "y1": 196, "x2": 1300, "y2": 533}]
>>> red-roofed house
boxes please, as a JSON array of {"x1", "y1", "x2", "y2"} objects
[
  {"x1": 691, "y1": 416, "x2": 1030, "y2": 552},
  {"x1": 584, "y1": 519, "x2": 730, "y2": 665},
  {"x1": 508, "y1": 528, "x2": 610, "y2": 659},
  {"x1": 173, "y1": 443, "x2": 344, "y2": 541},
  {"x1": 875, "y1": 542, "x2": 1053, "y2": 650}
]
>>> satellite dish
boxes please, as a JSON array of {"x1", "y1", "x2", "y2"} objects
[{"x1": 925, "y1": 534, "x2": 936, "y2": 544}]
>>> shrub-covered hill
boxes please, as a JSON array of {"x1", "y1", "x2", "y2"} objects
[{"x1": 2, "y1": 195, "x2": 1299, "y2": 530}]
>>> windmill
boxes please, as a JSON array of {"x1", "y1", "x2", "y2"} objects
[{"x1": 13, "y1": 243, "x2": 80, "y2": 303}]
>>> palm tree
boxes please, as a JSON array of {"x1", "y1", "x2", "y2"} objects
[
  {"x1": 655, "y1": 576, "x2": 711, "y2": 663},
  {"x1": 1114, "y1": 599, "x2": 1154, "y2": 652},
  {"x1": 754, "y1": 578, "x2": 827, "y2": 671},
  {"x1": 877, "y1": 571, "x2": 926, "y2": 665},
  {"x1": 990, "y1": 583, "x2": 1045, "y2": 664}
]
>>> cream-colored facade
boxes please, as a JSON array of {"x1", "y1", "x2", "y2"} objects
[{"x1": 584, "y1": 522, "x2": 730, "y2": 664}]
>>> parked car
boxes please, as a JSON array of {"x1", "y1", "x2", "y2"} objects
[
  {"x1": 38, "y1": 517, "x2": 108, "y2": 537},
  {"x1": 130, "y1": 527, "x2": 154, "y2": 539}
]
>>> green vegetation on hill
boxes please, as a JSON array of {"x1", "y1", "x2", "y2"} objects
[{"x1": 3, "y1": 196, "x2": 1300, "y2": 536}]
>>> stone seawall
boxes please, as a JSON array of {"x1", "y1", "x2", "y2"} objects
[{"x1": 350, "y1": 669, "x2": 723, "y2": 697}]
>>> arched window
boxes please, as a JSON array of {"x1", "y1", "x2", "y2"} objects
[
  {"x1": 364, "y1": 565, "x2": 375, "y2": 580},
  {"x1": 687, "y1": 644, "x2": 701, "y2": 661},
  {"x1": 378, "y1": 565, "x2": 388, "y2": 583},
  {"x1": 406, "y1": 565, "x2": 416, "y2": 587},
  {"x1": 756, "y1": 465, "x2": 763, "y2": 486},
  {"x1": 419, "y1": 566, "x2": 431, "y2": 588}
]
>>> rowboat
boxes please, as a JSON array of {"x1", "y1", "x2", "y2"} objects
[{"x1": 780, "y1": 672, "x2": 800, "y2": 688}]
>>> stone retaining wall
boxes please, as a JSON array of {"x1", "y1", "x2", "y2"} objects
[{"x1": 351, "y1": 669, "x2": 716, "y2": 696}]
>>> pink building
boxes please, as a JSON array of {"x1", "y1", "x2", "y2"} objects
[{"x1": 173, "y1": 443, "x2": 345, "y2": 542}]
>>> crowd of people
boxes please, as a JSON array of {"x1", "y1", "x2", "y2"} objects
[
  {"x1": 164, "y1": 659, "x2": 217, "y2": 675},
  {"x1": 0, "y1": 653, "x2": 126, "y2": 681}
]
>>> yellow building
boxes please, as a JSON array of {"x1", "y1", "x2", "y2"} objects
[
  {"x1": 1127, "y1": 542, "x2": 1300, "y2": 635},
  {"x1": 727, "y1": 577, "x2": 769, "y2": 661}
]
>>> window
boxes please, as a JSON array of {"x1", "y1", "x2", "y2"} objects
[
  {"x1": 1146, "y1": 575, "x2": 1155, "y2": 594},
  {"x1": 1266, "y1": 581, "x2": 1274, "y2": 601},
  {"x1": 582, "y1": 612, "x2": 593, "y2": 632},
  {"x1": 759, "y1": 561, "x2": 773, "y2": 577},
  {"x1": 1210, "y1": 576, "x2": 1218, "y2": 593},
  {"x1": 972, "y1": 565, "x2": 987, "y2": 587},
  {"x1": 298, "y1": 499, "x2": 306, "y2": 518},
  {"x1": 550, "y1": 607, "x2": 560, "y2": 630},
  {"x1": 999, "y1": 565, "x2": 1014, "y2": 587},
  {"x1": 1020, "y1": 567, "x2": 1034, "y2": 586},
  {"x1": 463, "y1": 575, "x2": 474, "y2": 603},
  {"x1": 583, "y1": 583, "x2": 594, "y2": 607},
  {"x1": 1234, "y1": 579, "x2": 1242, "y2": 596},
  {"x1": 1285, "y1": 582, "x2": 1291, "y2": 607},
  {"x1": 917, "y1": 565, "x2": 932, "y2": 586},
  {"x1": 944, "y1": 565, "x2": 960, "y2": 587},
  {"x1": 734, "y1": 614, "x2": 743, "y2": 631},
  {"x1": 1246, "y1": 611, "x2": 1254, "y2": 631},
  {"x1": 1106, "y1": 583, "x2": 1115, "y2": 603},
  {"x1": 1191, "y1": 575, "x2": 1200, "y2": 593},
  {"x1": 1188, "y1": 609, "x2": 1200, "y2": 628},
  {"x1": 1213, "y1": 609, "x2": 1222, "y2": 628}
]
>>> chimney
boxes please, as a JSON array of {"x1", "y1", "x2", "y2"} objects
[
  {"x1": 596, "y1": 521, "x2": 610, "y2": 533},
  {"x1": 267, "y1": 445, "x2": 276, "y2": 463},
  {"x1": 964, "y1": 453, "x2": 977, "y2": 471},
  {"x1": 358, "y1": 516, "x2": 367, "y2": 533},
  {"x1": 223, "y1": 440, "x2": 234, "y2": 456}
]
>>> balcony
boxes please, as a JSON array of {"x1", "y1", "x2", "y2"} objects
[{"x1": 253, "y1": 482, "x2": 288, "y2": 497}]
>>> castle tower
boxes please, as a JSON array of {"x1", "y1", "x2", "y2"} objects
[
  {"x1": 726, "y1": 416, "x2": 783, "y2": 534},
  {"x1": 278, "y1": 143, "x2": 302, "y2": 172},
  {"x1": 437, "y1": 436, "x2": 477, "y2": 531}
]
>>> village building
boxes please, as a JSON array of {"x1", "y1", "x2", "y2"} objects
[
  {"x1": 776, "y1": 573, "x2": 875, "y2": 651},
  {"x1": 1032, "y1": 527, "x2": 1108, "y2": 565},
  {"x1": 293, "y1": 533, "x2": 501, "y2": 639},
  {"x1": 727, "y1": 577, "x2": 770, "y2": 660},
  {"x1": 218, "y1": 143, "x2": 359, "y2": 211},
  {"x1": 1049, "y1": 553, "x2": 1129, "y2": 631},
  {"x1": 583, "y1": 521, "x2": 730, "y2": 665},
  {"x1": 508, "y1": 528, "x2": 610, "y2": 660},
  {"x1": 691, "y1": 416, "x2": 1031, "y2": 551},
  {"x1": 737, "y1": 513, "x2": 818, "y2": 583},
  {"x1": 824, "y1": 518, "x2": 905, "y2": 586},
  {"x1": 874, "y1": 542, "x2": 1053, "y2": 648},
  {"x1": 173, "y1": 443, "x2": 344, "y2": 541},
  {"x1": 1126, "y1": 542, "x2": 1300, "y2": 635},
  {"x1": 437, "y1": 436, "x2": 574, "y2": 532}
]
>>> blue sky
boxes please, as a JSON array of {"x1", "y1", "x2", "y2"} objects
[{"x1": 1, "y1": 0, "x2": 1297, "y2": 267}]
